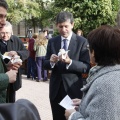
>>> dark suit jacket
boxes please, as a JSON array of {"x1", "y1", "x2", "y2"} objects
[
  {"x1": 0, "y1": 35, "x2": 29, "y2": 91},
  {"x1": 44, "y1": 33, "x2": 90, "y2": 100}
]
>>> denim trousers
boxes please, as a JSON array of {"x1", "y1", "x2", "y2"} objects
[
  {"x1": 36, "y1": 56, "x2": 47, "y2": 80},
  {"x1": 27, "y1": 57, "x2": 37, "y2": 79}
]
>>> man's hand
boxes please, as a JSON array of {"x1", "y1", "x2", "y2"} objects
[
  {"x1": 72, "y1": 98, "x2": 81, "y2": 111},
  {"x1": 59, "y1": 54, "x2": 71, "y2": 64},
  {"x1": 6, "y1": 69, "x2": 18, "y2": 83},
  {"x1": 7, "y1": 51, "x2": 18, "y2": 57},
  {"x1": 65, "y1": 109, "x2": 76, "y2": 120},
  {"x1": 7, "y1": 62, "x2": 22, "y2": 71},
  {"x1": 50, "y1": 54, "x2": 59, "y2": 63}
]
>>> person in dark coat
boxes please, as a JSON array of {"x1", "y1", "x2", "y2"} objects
[
  {"x1": 0, "y1": 21, "x2": 29, "y2": 103},
  {"x1": 27, "y1": 33, "x2": 38, "y2": 80},
  {"x1": 43, "y1": 11, "x2": 90, "y2": 120},
  {"x1": 0, "y1": 99, "x2": 41, "y2": 120}
]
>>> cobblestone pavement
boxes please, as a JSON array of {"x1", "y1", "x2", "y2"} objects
[{"x1": 16, "y1": 75, "x2": 53, "y2": 120}]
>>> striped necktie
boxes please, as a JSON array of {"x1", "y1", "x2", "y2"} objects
[{"x1": 63, "y1": 39, "x2": 67, "y2": 50}]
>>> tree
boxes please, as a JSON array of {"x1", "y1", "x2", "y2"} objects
[
  {"x1": 6, "y1": 0, "x2": 53, "y2": 33},
  {"x1": 6, "y1": 0, "x2": 40, "y2": 24},
  {"x1": 53, "y1": 0, "x2": 120, "y2": 36}
]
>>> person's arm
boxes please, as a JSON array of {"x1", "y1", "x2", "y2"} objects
[
  {"x1": 66, "y1": 75, "x2": 120, "y2": 120},
  {"x1": 10, "y1": 36, "x2": 29, "y2": 61},
  {"x1": 0, "y1": 73, "x2": 9, "y2": 89},
  {"x1": 0, "y1": 69, "x2": 18, "y2": 90},
  {"x1": 33, "y1": 43, "x2": 37, "y2": 51},
  {"x1": 68, "y1": 39, "x2": 90, "y2": 73},
  {"x1": 44, "y1": 39, "x2": 56, "y2": 70},
  {"x1": 16, "y1": 40, "x2": 29, "y2": 61}
]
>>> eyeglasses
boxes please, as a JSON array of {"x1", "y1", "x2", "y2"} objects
[{"x1": 0, "y1": 32, "x2": 11, "y2": 35}]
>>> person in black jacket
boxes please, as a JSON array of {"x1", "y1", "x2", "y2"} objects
[
  {"x1": 0, "y1": 21, "x2": 29, "y2": 103},
  {"x1": 44, "y1": 11, "x2": 90, "y2": 120}
]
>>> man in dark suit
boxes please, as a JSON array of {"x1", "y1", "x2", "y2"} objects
[
  {"x1": 0, "y1": 21, "x2": 29, "y2": 103},
  {"x1": 44, "y1": 11, "x2": 91, "y2": 120}
]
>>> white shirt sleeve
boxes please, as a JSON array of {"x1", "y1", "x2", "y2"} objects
[{"x1": 66, "y1": 60, "x2": 72, "y2": 69}]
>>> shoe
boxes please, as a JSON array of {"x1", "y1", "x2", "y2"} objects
[
  {"x1": 36, "y1": 80, "x2": 40, "y2": 82},
  {"x1": 32, "y1": 77, "x2": 36, "y2": 80},
  {"x1": 43, "y1": 79, "x2": 48, "y2": 82}
]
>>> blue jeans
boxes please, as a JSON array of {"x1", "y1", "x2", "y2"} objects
[
  {"x1": 27, "y1": 57, "x2": 37, "y2": 79},
  {"x1": 36, "y1": 56, "x2": 47, "y2": 80}
]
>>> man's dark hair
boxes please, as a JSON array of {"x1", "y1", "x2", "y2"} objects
[
  {"x1": 87, "y1": 25, "x2": 120, "y2": 66},
  {"x1": 0, "y1": 0, "x2": 8, "y2": 10},
  {"x1": 56, "y1": 11, "x2": 74, "y2": 24}
]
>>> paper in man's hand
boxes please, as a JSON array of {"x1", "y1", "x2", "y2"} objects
[
  {"x1": 58, "y1": 49, "x2": 70, "y2": 59},
  {"x1": 2, "y1": 54, "x2": 22, "y2": 64},
  {"x1": 59, "y1": 95, "x2": 75, "y2": 109}
]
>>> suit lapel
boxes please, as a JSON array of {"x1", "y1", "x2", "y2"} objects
[
  {"x1": 68, "y1": 33, "x2": 77, "y2": 58},
  {"x1": 54, "y1": 36, "x2": 61, "y2": 55}
]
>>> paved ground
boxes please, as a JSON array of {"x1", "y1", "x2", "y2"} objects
[{"x1": 16, "y1": 75, "x2": 53, "y2": 120}]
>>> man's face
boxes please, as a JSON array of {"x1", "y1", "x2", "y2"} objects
[
  {"x1": 56, "y1": 19, "x2": 74, "y2": 38},
  {"x1": 0, "y1": 7, "x2": 7, "y2": 29},
  {"x1": 77, "y1": 31, "x2": 82, "y2": 36},
  {"x1": 0, "y1": 26, "x2": 12, "y2": 41}
]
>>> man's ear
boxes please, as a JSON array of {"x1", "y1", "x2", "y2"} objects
[
  {"x1": 71, "y1": 22, "x2": 74, "y2": 29},
  {"x1": 90, "y1": 50, "x2": 96, "y2": 65},
  {"x1": 91, "y1": 50, "x2": 94, "y2": 57}
]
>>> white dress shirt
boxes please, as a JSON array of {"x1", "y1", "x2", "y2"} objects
[{"x1": 50, "y1": 32, "x2": 73, "y2": 68}]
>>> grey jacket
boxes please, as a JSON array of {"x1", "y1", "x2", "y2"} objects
[{"x1": 71, "y1": 65, "x2": 120, "y2": 120}]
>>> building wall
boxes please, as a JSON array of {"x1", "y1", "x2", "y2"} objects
[{"x1": 12, "y1": 20, "x2": 54, "y2": 38}]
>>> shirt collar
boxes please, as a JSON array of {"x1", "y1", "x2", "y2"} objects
[
  {"x1": 2, "y1": 40, "x2": 7, "y2": 44},
  {"x1": 61, "y1": 32, "x2": 73, "y2": 41}
]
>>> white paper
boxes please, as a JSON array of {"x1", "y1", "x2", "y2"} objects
[
  {"x1": 2, "y1": 55, "x2": 22, "y2": 63},
  {"x1": 58, "y1": 49, "x2": 70, "y2": 59},
  {"x1": 2, "y1": 55, "x2": 11, "y2": 60},
  {"x1": 59, "y1": 95, "x2": 75, "y2": 109}
]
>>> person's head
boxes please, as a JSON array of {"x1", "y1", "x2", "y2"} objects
[
  {"x1": 32, "y1": 33, "x2": 39, "y2": 40},
  {"x1": 77, "y1": 29, "x2": 83, "y2": 36},
  {"x1": 43, "y1": 30, "x2": 48, "y2": 36},
  {"x1": 0, "y1": 0, "x2": 8, "y2": 29},
  {"x1": 35, "y1": 33, "x2": 48, "y2": 46},
  {"x1": 56, "y1": 11, "x2": 74, "y2": 38},
  {"x1": 0, "y1": 21, "x2": 12, "y2": 41},
  {"x1": 87, "y1": 25, "x2": 120, "y2": 66}
]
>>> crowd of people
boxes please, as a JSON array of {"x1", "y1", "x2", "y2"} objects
[
  {"x1": 27, "y1": 31, "x2": 48, "y2": 82},
  {"x1": 0, "y1": 0, "x2": 120, "y2": 120}
]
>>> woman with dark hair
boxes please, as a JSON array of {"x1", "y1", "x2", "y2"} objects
[{"x1": 65, "y1": 25, "x2": 120, "y2": 120}]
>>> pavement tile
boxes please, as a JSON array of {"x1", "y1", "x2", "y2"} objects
[{"x1": 16, "y1": 75, "x2": 53, "y2": 120}]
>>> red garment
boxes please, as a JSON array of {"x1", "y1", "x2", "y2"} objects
[{"x1": 28, "y1": 38, "x2": 36, "y2": 59}]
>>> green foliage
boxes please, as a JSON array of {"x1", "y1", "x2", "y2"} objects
[
  {"x1": 6, "y1": 0, "x2": 120, "y2": 36},
  {"x1": 6, "y1": 0, "x2": 40, "y2": 24},
  {"x1": 53, "y1": 0, "x2": 120, "y2": 36},
  {"x1": 52, "y1": 29, "x2": 59, "y2": 37}
]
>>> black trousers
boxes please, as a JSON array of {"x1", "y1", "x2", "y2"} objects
[
  {"x1": 6, "y1": 84, "x2": 16, "y2": 103},
  {"x1": 50, "y1": 82, "x2": 66, "y2": 120}
]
